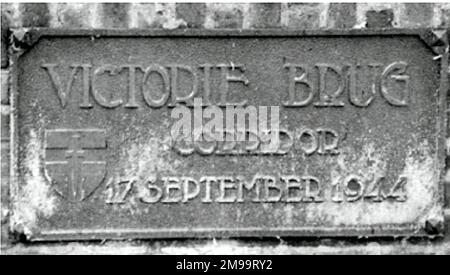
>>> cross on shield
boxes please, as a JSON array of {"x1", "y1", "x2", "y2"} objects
[{"x1": 44, "y1": 129, "x2": 107, "y2": 202}]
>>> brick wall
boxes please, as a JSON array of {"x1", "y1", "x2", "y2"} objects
[{"x1": 1, "y1": 2, "x2": 450, "y2": 254}]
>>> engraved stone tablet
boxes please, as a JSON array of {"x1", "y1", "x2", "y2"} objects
[{"x1": 10, "y1": 29, "x2": 448, "y2": 240}]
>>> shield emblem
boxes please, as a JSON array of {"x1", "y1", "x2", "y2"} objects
[{"x1": 44, "y1": 129, "x2": 107, "y2": 202}]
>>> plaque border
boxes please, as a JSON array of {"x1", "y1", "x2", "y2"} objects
[{"x1": 9, "y1": 28, "x2": 449, "y2": 241}]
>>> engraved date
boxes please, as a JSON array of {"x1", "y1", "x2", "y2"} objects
[{"x1": 105, "y1": 174, "x2": 407, "y2": 204}]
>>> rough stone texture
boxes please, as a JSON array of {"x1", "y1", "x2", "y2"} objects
[
  {"x1": 13, "y1": 32, "x2": 443, "y2": 241},
  {"x1": 327, "y1": 3, "x2": 356, "y2": 29},
  {"x1": 400, "y1": 3, "x2": 433, "y2": 28},
  {"x1": 48, "y1": 3, "x2": 99, "y2": 28},
  {"x1": 1, "y1": 2, "x2": 450, "y2": 254},
  {"x1": 205, "y1": 3, "x2": 245, "y2": 29},
  {"x1": 1, "y1": 12, "x2": 9, "y2": 68},
  {"x1": 20, "y1": 3, "x2": 50, "y2": 28},
  {"x1": 248, "y1": 3, "x2": 281, "y2": 28},
  {"x1": 440, "y1": 4, "x2": 450, "y2": 27},
  {"x1": 355, "y1": 3, "x2": 403, "y2": 28},
  {"x1": 2, "y1": 238, "x2": 450, "y2": 255},
  {"x1": 282, "y1": 3, "x2": 324, "y2": 29},
  {"x1": 1, "y1": 3, "x2": 21, "y2": 28},
  {"x1": 129, "y1": 3, "x2": 184, "y2": 29},
  {"x1": 366, "y1": 9, "x2": 394, "y2": 28},
  {"x1": 176, "y1": 3, "x2": 206, "y2": 28},
  {"x1": 101, "y1": 3, "x2": 129, "y2": 28}
]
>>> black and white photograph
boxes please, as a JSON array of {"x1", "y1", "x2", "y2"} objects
[{"x1": 0, "y1": 0, "x2": 449, "y2": 257}]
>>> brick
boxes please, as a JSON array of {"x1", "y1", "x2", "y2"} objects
[
  {"x1": 400, "y1": 3, "x2": 433, "y2": 28},
  {"x1": 176, "y1": 3, "x2": 206, "y2": 28},
  {"x1": 248, "y1": 3, "x2": 281, "y2": 28},
  {"x1": 1, "y1": 70, "x2": 8, "y2": 105},
  {"x1": 214, "y1": 10, "x2": 244, "y2": 29},
  {"x1": 214, "y1": 9, "x2": 243, "y2": 29},
  {"x1": 49, "y1": 3, "x2": 98, "y2": 28},
  {"x1": 0, "y1": 3, "x2": 21, "y2": 28},
  {"x1": 283, "y1": 3, "x2": 323, "y2": 29},
  {"x1": 355, "y1": 3, "x2": 402, "y2": 28},
  {"x1": 101, "y1": 3, "x2": 130, "y2": 28},
  {"x1": 20, "y1": 3, "x2": 50, "y2": 27},
  {"x1": 327, "y1": 3, "x2": 357, "y2": 28},
  {"x1": 2, "y1": 1, "x2": 450, "y2": 254},
  {"x1": 366, "y1": 9, "x2": 394, "y2": 28},
  {"x1": 129, "y1": 3, "x2": 184, "y2": 29},
  {"x1": 129, "y1": 3, "x2": 158, "y2": 28},
  {"x1": 1, "y1": 12, "x2": 10, "y2": 68},
  {"x1": 2, "y1": 238, "x2": 450, "y2": 254},
  {"x1": 205, "y1": 4, "x2": 244, "y2": 29},
  {"x1": 440, "y1": 5, "x2": 450, "y2": 27}
]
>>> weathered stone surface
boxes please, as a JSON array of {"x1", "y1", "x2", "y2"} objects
[
  {"x1": 327, "y1": 3, "x2": 356, "y2": 28},
  {"x1": 101, "y1": 3, "x2": 129, "y2": 28},
  {"x1": 49, "y1": 3, "x2": 98, "y2": 28},
  {"x1": 282, "y1": 3, "x2": 323, "y2": 29},
  {"x1": 354, "y1": 3, "x2": 402, "y2": 28},
  {"x1": 176, "y1": 3, "x2": 206, "y2": 28},
  {"x1": 205, "y1": 3, "x2": 244, "y2": 29},
  {"x1": 365, "y1": 9, "x2": 394, "y2": 28},
  {"x1": 129, "y1": 3, "x2": 184, "y2": 29},
  {"x1": 0, "y1": 2, "x2": 450, "y2": 254},
  {"x1": 2, "y1": 238, "x2": 450, "y2": 255},
  {"x1": 248, "y1": 3, "x2": 281, "y2": 28},
  {"x1": 400, "y1": 3, "x2": 433, "y2": 28},
  {"x1": 0, "y1": 3, "x2": 21, "y2": 28},
  {"x1": 20, "y1": 3, "x2": 50, "y2": 27},
  {"x1": 8, "y1": 29, "x2": 446, "y2": 241},
  {"x1": 440, "y1": 5, "x2": 450, "y2": 27}
]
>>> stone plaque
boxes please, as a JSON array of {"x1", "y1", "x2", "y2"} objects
[{"x1": 10, "y1": 29, "x2": 448, "y2": 241}]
